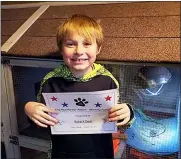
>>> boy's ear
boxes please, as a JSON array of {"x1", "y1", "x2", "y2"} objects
[{"x1": 97, "y1": 46, "x2": 102, "y2": 55}]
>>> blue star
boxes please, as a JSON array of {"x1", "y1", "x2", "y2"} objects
[
  {"x1": 62, "y1": 102, "x2": 68, "y2": 107},
  {"x1": 95, "y1": 102, "x2": 102, "y2": 107}
]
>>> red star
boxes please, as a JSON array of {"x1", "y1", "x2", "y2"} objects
[
  {"x1": 51, "y1": 96, "x2": 57, "y2": 101},
  {"x1": 105, "y1": 95, "x2": 112, "y2": 101}
]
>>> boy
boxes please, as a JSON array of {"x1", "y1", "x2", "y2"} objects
[{"x1": 25, "y1": 14, "x2": 134, "y2": 158}]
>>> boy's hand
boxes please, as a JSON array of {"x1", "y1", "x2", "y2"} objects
[
  {"x1": 108, "y1": 103, "x2": 130, "y2": 126},
  {"x1": 25, "y1": 102, "x2": 59, "y2": 128}
]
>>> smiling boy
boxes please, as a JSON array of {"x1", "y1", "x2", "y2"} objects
[{"x1": 25, "y1": 14, "x2": 134, "y2": 158}]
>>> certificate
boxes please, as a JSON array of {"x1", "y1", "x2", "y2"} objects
[{"x1": 42, "y1": 89, "x2": 118, "y2": 134}]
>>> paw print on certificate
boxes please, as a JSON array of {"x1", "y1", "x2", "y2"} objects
[{"x1": 74, "y1": 98, "x2": 89, "y2": 107}]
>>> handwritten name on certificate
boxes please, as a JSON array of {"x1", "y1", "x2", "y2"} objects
[{"x1": 42, "y1": 89, "x2": 118, "y2": 134}]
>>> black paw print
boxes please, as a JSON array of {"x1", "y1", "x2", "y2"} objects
[{"x1": 74, "y1": 98, "x2": 89, "y2": 107}]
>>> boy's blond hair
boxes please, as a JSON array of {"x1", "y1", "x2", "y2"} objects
[{"x1": 57, "y1": 14, "x2": 103, "y2": 50}]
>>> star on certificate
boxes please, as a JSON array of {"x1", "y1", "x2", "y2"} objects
[
  {"x1": 62, "y1": 102, "x2": 68, "y2": 107},
  {"x1": 95, "y1": 102, "x2": 102, "y2": 107},
  {"x1": 105, "y1": 95, "x2": 112, "y2": 101},
  {"x1": 51, "y1": 96, "x2": 57, "y2": 101}
]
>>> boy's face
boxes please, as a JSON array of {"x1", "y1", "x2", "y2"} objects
[{"x1": 61, "y1": 33, "x2": 101, "y2": 77}]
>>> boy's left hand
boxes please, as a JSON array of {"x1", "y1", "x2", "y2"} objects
[{"x1": 108, "y1": 103, "x2": 131, "y2": 126}]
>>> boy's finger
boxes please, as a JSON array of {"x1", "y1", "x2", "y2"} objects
[
  {"x1": 109, "y1": 104, "x2": 126, "y2": 113},
  {"x1": 35, "y1": 115, "x2": 57, "y2": 126},
  {"x1": 31, "y1": 117, "x2": 48, "y2": 128},
  {"x1": 109, "y1": 113, "x2": 129, "y2": 122},
  {"x1": 42, "y1": 113, "x2": 59, "y2": 123},
  {"x1": 41, "y1": 106, "x2": 59, "y2": 113},
  {"x1": 109, "y1": 109, "x2": 127, "y2": 118},
  {"x1": 116, "y1": 117, "x2": 130, "y2": 126}
]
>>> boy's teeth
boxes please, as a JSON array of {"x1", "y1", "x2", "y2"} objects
[
  {"x1": 72, "y1": 59, "x2": 88, "y2": 62},
  {"x1": 74, "y1": 59, "x2": 86, "y2": 61}
]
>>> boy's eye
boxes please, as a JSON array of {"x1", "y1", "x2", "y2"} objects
[
  {"x1": 65, "y1": 43, "x2": 74, "y2": 47},
  {"x1": 84, "y1": 42, "x2": 91, "y2": 46}
]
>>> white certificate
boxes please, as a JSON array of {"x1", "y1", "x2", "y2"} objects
[{"x1": 42, "y1": 89, "x2": 118, "y2": 134}]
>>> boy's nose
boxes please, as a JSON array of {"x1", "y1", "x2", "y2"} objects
[{"x1": 75, "y1": 45, "x2": 84, "y2": 55}]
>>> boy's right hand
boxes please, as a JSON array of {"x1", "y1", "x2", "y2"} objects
[{"x1": 25, "y1": 102, "x2": 59, "y2": 128}]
